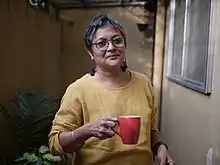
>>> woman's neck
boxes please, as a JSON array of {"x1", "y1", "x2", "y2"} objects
[{"x1": 94, "y1": 67, "x2": 131, "y2": 88}]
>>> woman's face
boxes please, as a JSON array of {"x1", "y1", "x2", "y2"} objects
[{"x1": 89, "y1": 26, "x2": 126, "y2": 71}]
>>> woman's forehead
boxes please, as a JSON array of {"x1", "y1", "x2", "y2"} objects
[{"x1": 93, "y1": 27, "x2": 121, "y2": 40}]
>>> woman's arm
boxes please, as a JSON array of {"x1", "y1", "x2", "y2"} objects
[
  {"x1": 151, "y1": 130, "x2": 168, "y2": 155},
  {"x1": 146, "y1": 78, "x2": 170, "y2": 160},
  {"x1": 58, "y1": 124, "x2": 91, "y2": 153},
  {"x1": 144, "y1": 77, "x2": 168, "y2": 153},
  {"x1": 48, "y1": 85, "x2": 84, "y2": 154},
  {"x1": 49, "y1": 88, "x2": 117, "y2": 155},
  {"x1": 143, "y1": 76, "x2": 174, "y2": 164},
  {"x1": 151, "y1": 130, "x2": 161, "y2": 148},
  {"x1": 58, "y1": 117, "x2": 117, "y2": 153}
]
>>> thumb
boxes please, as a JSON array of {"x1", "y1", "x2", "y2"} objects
[{"x1": 159, "y1": 157, "x2": 166, "y2": 165}]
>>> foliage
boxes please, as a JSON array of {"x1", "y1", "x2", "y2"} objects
[
  {"x1": 9, "y1": 90, "x2": 59, "y2": 152},
  {"x1": 15, "y1": 145, "x2": 66, "y2": 165},
  {"x1": 0, "y1": 104, "x2": 11, "y2": 164},
  {"x1": 0, "y1": 90, "x2": 61, "y2": 161},
  {"x1": 0, "y1": 103, "x2": 9, "y2": 117}
]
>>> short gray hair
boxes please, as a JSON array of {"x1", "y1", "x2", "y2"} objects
[{"x1": 84, "y1": 13, "x2": 127, "y2": 50}]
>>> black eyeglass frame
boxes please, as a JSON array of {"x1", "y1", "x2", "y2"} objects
[{"x1": 91, "y1": 35, "x2": 125, "y2": 51}]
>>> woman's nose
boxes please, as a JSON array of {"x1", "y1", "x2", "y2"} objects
[{"x1": 106, "y1": 42, "x2": 116, "y2": 51}]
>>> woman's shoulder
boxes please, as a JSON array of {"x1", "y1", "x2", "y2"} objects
[
  {"x1": 130, "y1": 70, "x2": 153, "y2": 92},
  {"x1": 64, "y1": 73, "x2": 91, "y2": 94},
  {"x1": 130, "y1": 70, "x2": 151, "y2": 83}
]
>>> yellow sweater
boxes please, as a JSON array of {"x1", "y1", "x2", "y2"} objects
[{"x1": 49, "y1": 70, "x2": 158, "y2": 165}]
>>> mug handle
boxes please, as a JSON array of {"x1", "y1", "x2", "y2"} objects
[{"x1": 112, "y1": 121, "x2": 120, "y2": 137}]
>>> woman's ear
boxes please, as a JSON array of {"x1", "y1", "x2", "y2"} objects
[
  {"x1": 87, "y1": 49, "x2": 96, "y2": 76},
  {"x1": 87, "y1": 50, "x2": 94, "y2": 60}
]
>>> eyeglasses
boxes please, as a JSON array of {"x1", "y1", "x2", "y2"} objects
[{"x1": 92, "y1": 36, "x2": 125, "y2": 51}]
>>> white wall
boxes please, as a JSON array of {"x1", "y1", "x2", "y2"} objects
[{"x1": 161, "y1": 1, "x2": 220, "y2": 165}]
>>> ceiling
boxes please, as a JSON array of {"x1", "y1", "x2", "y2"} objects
[{"x1": 48, "y1": 0, "x2": 147, "y2": 9}]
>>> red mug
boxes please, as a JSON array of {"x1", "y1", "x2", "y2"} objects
[{"x1": 115, "y1": 116, "x2": 141, "y2": 145}]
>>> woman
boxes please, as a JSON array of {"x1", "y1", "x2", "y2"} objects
[{"x1": 49, "y1": 13, "x2": 174, "y2": 165}]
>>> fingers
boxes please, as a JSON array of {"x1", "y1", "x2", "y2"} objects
[
  {"x1": 159, "y1": 157, "x2": 174, "y2": 165},
  {"x1": 94, "y1": 117, "x2": 118, "y2": 138},
  {"x1": 90, "y1": 117, "x2": 118, "y2": 139},
  {"x1": 159, "y1": 157, "x2": 166, "y2": 165},
  {"x1": 101, "y1": 116, "x2": 118, "y2": 122},
  {"x1": 100, "y1": 117, "x2": 118, "y2": 129},
  {"x1": 167, "y1": 157, "x2": 175, "y2": 165},
  {"x1": 157, "y1": 154, "x2": 168, "y2": 165},
  {"x1": 157, "y1": 145, "x2": 174, "y2": 165},
  {"x1": 101, "y1": 120, "x2": 116, "y2": 128},
  {"x1": 98, "y1": 126, "x2": 115, "y2": 137},
  {"x1": 112, "y1": 128, "x2": 120, "y2": 136}
]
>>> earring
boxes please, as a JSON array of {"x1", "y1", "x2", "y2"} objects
[
  {"x1": 121, "y1": 58, "x2": 128, "y2": 72},
  {"x1": 90, "y1": 59, "x2": 96, "y2": 76}
]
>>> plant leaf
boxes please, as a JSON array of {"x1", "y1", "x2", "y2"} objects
[
  {"x1": 39, "y1": 145, "x2": 49, "y2": 154},
  {"x1": 43, "y1": 160, "x2": 52, "y2": 165},
  {"x1": 43, "y1": 153, "x2": 62, "y2": 162},
  {"x1": 6, "y1": 90, "x2": 59, "y2": 153},
  {"x1": 0, "y1": 104, "x2": 10, "y2": 118}
]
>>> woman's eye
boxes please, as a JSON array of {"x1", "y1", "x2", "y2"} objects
[
  {"x1": 113, "y1": 37, "x2": 123, "y2": 45},
  {"x1": 96, "y1": 41, "x2": 107, "y2": 48}
]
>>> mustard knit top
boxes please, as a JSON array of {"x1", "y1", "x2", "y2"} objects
[{"x1": 49, "y1": 70, "x2": 158, "y2": 165}]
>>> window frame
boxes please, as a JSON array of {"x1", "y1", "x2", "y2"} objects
[{"x1": 166, "y1": 0, "x2": 215, "y2": 95}]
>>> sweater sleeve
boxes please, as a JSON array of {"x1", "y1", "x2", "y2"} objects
[
  {"x1": 147, "y1": 79, "x2": 159, "y2": 132},
  {"x1": 140, "y1": 73, "x2": 159, "y2": 132},
  {"x1": 48, "y1": 84, "x2": 83, "y2": 154}
]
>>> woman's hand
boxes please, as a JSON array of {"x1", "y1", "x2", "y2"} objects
[
  {"x1": 157, "y1": 145, "x2": 175, "y2": 165},
  {"x1": 87, "y1": 117, "x2": 118, "y2": 140},
  {"x1": 58, "y1": 117, "x2": 117, "y2": 153}
]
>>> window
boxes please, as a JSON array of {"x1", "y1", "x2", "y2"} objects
[{"x1": 167, "y1": 0, "x2": 215, "y2": 94}]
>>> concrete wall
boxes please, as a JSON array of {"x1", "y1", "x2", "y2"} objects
[
  {"x1": 0, "y1": 0, "x2": 155, "y2": 103},
  {"x1": 160, "y1": 0, "x2": 220, "y2": 165},
  {"x1": 60, "y1": 7, "x2": 154, "y2": 80},
  {"x1": 0, "y1": 2, "x2": 156, "y2": 163},
  {"x1": 0, "y1": 0, "x2": 63, "y2": 102}
]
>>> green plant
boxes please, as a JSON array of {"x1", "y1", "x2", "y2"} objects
[
  {"x1": 0, "y1": 90, "x2": 61, "y2": 161},
  {"x1": 0, "y1": 104, "x2": 9, "y2": 117},
  {"x1": 0, "y1": 104, "x2": 11, "y2": 165},
  {"x1": 15, "y1": 145, "x2": 65, "y2": 165}
]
